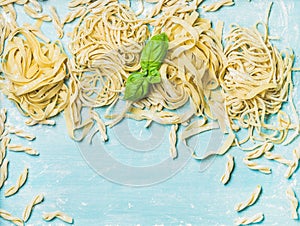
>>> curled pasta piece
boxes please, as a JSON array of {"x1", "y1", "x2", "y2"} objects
[
  {"x1": 169, "y1": 124, "x2": 178, "y2": 159},
  {"x1": 0, "y1": 136, "x2": 10, "y2": 165},
  {"x1": 23, "y1": 4, "x2": 52, "y2": 21},
  {"x1": 25, "y1": 118, "x2": 56, "y2": 126},
  {"x1": 243, "y1": 158, "x2": 271, "y2": 174},
  {"x1": 0, "y1": 159, "x2": 9, "y2": 189},
  {"x1": 0, "y1": 108, "x2": 7, "y2": 136},
  {"x1": 0, "y1": 209, "x2": 24, "y2": 226},
  {"x1": 7, "y1": 144, "x2": 39, "y2": 156},
  {"x1": 29, "y1": 0, "x2": 42, "y2": 12},
  {"x1": 285, "y1": 148, "x2": 300, "y2": 179},
  {"x1": 220, "y1": 154, "x2": 234, "y2": 185},
  {"x1": 235, "y1": 185, "x2": 262, "y2": 212},
  {"x1": 5, "y1": 124, "x2": 35, "y2": 141},
  {"x1": 49, "y1": 6, "x2": 64, "y2": 38},
  {"x1": 43, "y1": 211, "x2": 73, "y2": 224},
  {"x1": 62, "y1": 6, "x2": 86, "y2": 24},
  {"x1": 264, "y1": 152, "x2": 291, "y2": 166},
  {"x1": 245, "y1": 143, "x2": 273, "y2": 160},
  {"x1": 234, "y1": 213, "x2": 264, "y2": 225},
  {"x1": 4, "y1": 167, "x2": 28, "y2": 197},
  {"x1": 286, "y1": 186, "x2": 298, "y2": 219},
  {"x1": 202, "y1": 0, "x2": 234, "y2": 12},
  {"x1": 89, "y1": 110, "x2": 108, "y2": 143},
  {"x1": 22, "y1": 193, "x2": 44, "y2": 222}
]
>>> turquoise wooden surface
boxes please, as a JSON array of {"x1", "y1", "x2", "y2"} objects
[{"x1": 1, "y1": 0, "x2": 300, "y2": 225}]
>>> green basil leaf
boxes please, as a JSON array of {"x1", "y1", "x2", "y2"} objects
[
  {"x1": 141, "y1": 33, "x2": 169, "y2": 71},
  {"x1": 124, "y1": 72, "x2": 150, "y2": 101},
  {"x1": 147, "y1": 68, "x2": 161, "y2": 84}
]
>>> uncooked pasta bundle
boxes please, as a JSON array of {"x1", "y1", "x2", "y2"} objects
[
  {"x1": 0, "y1": 27, "x2": 69, "y2": 123},
  {"x1": 219, "y1": 22, "x2": 297, "y2": 145},
  {"x1": 65, "y1": 0, "x2": 149, "y2": 140}
]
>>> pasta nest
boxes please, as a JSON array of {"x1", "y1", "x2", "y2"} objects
[
  {"x1": 220, "y1": 23, "x2": 294, "y2": 143},
  {"x1": 0, "y1": 28, "x2": 69, "y2": 122},
  {"x1": 68, "y1": 0, "x2": 149, "y2": 107}
]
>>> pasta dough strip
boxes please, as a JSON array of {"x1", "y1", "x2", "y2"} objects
[
  {"x1": 22, "y1": 193, "x2": 44, "y2": 222},
  {"x1": 235, "y1": 185, "x2": 262, "y2": 212},
  {"x1": 243, "y1": 158, "x2": 271, "y2": 174},
  {"x1": 0, "y1": 209, "x2": 24, "y2": 226},
  {"x1": 0, "y1": 159, "x2": 9, "y2": 189},
  {"x1": 285, "y1": 148, "x2": 300, "y2": 179},
  {"x1": 4, "y1": 167, "x2": 28, "y2": 197},
  {"x1": 49, "y1": 6, "x2": 64, "y2": 38},
  {"x1": 286, "y1": 186, "x2": 298, "y2": 219},
  {"x1": 7, "y1": 144, "x2": 39, "y2": 156},
  {"x1": 220, "y1": 154, "x2": 234, "y2": 185},
  {"x1": 0, "y1": 136, "x2": 10, "y2": 165},
  {"x1": 5, "y1": 124, "x2": 36, "y2": 141},
  {"x1": 264, "y1": 152, "x2": 291, "y2": 166},
  {"x1": 169, "y1": 124, "x2": 178, "y2": 159},
  {"x1": 202, "y1": 0, "x2": 234, "y2": 12},
  {"x1": 43, "y1": 211, "x2": 73, "y2": 224},
  {"x1": 234, "y1": 213, "x2": 264, "y2": 225}
]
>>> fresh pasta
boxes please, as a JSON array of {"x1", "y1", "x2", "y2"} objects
[
  {"x1": 43, "y1": 211, "x2": 73, "y2": 224},
  {"x1": 5, "y1": 124, "x2": 36, "y2": 141},
  {"x1": 169, "y1": 124, "x2": 178, "y2": 159},
  {"x1": 49, "y1": 6, "x2": 64, "y2": 38},
  {"x1": 234, "y1": 213, "x2": 264, "y2": 225},
  {"x1": 0, "y1": 108, "x2": 7, "y2": 138},
  {"x1": 0, "y1": 159, "x2": 9, "y2": 189},
  {"x1": 62, "y1": 6, "x2": 86, "y2": 25},
  {"x1": 285, "y1": 148, "x2": 300, "y2": 179},
  {"x1": 219, "y1": 22, "x2": 297, "y2": 145},
  {"x1": 220, "y1": 154, "x2": 234, "y2": 185},
  {"x1": 286, "y1": 186, "x2": 298, "y2": 219},
  {"x1": 0, "y1": 136, "x2": 10, "y2": 165},
  {"x1": 243, "y1": 158, "x2": 271, "y2": 174},
  {"x1": 89, "y1": 109, "x2": 108, "y2": 143},
  {"x1": 0, "y1": 209, "x2": 24, "y2": 226},
  {"x1": 23, "y1": 4, "x2": 52, "y2": 21},
  {"x1": 245, "y1": 143, "x2": 273, "y2": 160},
  {"x1": 22, "y1": 193, "x2": 44, "y2": 222},
  {"x1": 264, "y1": 151, "x2": 291, "y2": 166},
  {"x1": 7, "y1": 144, "x2": 39, "y2": 156},
  {"x1": 0, "y1": 28, "x2": 69, "y2": 123},
  {"x1": 235, "y1": 185, "x2": 262, "y2": 212},
  {"x1": 65, "y1": 0, "x2": 149, "y2": 140},
  {"x1": 202, "y1": 0, "x2": 234, "y2": 12},
  {"x1": 4, "y1": 167, "x2": 28, "y2": 197}
]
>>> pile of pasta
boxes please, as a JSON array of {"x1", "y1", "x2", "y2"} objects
[
  {"x1": 65, "y1": 0, "x2": 150, "y2": 140},
  {"x1": 220, "y1": 22, "x2": 298, "y2": 145},
  {"x1": 0, "y1": 28, "x2": 69, "y2": 125},
  {"x1": 65, "y1": 0, "x2": 229, "y2": 145}
]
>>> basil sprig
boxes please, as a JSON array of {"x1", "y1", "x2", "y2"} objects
[{"x1": 124, "y1": 33, "x2": 169, "y2": 101}]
